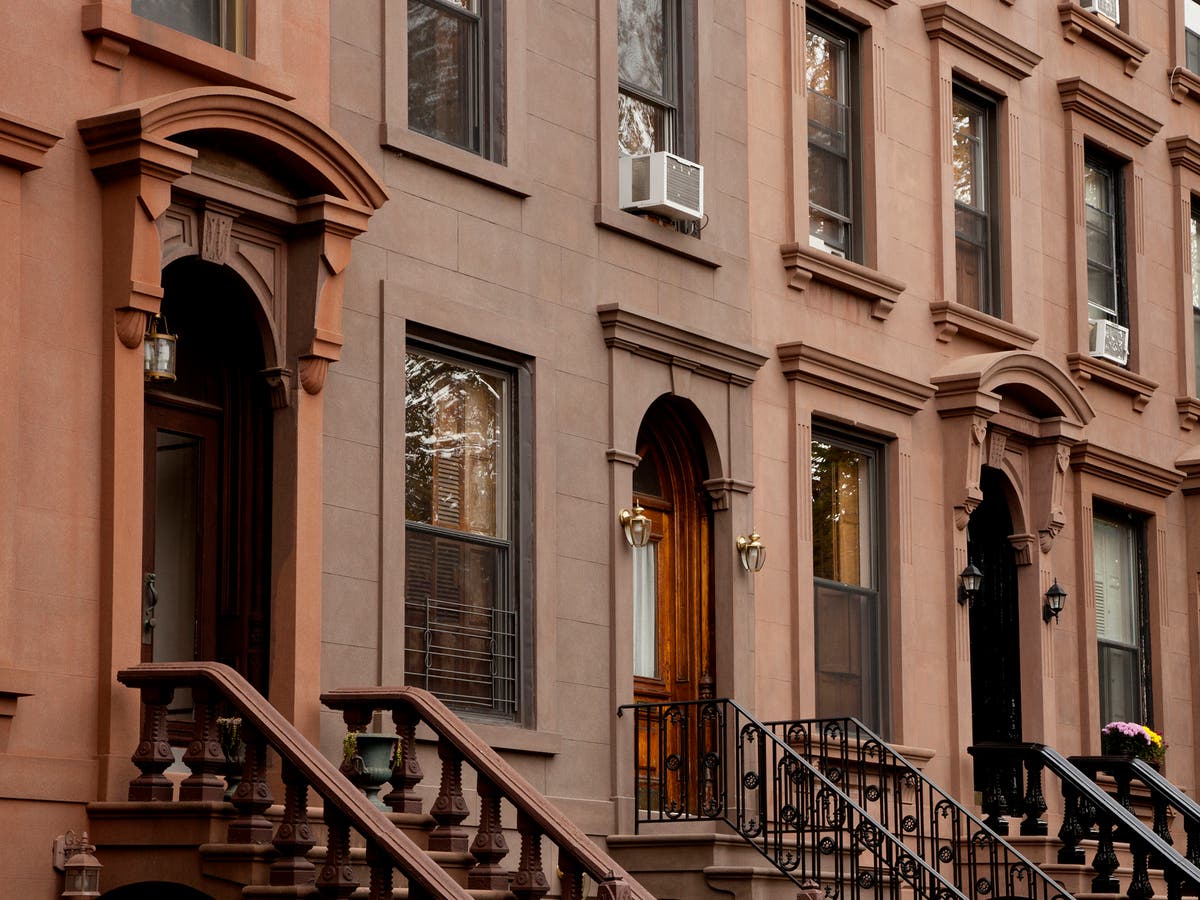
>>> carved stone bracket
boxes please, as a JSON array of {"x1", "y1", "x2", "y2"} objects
[
  {"x1": 1177, "y1": 396, "x2": 1200, "y2": 432},
  {"x1": 951, "y1": 414, "x2": 992, "y2": 530},
  {"x1": 261, "y1": 366, "x2": 293, "y2": 409},
  {"x1": 780, "y1": 241, "x2": 904, "y2": 321},
  {"x1": 702, "y1": 477, "x2": 754, "y2": 512},
  {"x1": 1008, "y1": 532, "x2": 1036, "y2": 566},
  {"x1": 1036, "y1": 443, "x2": 1071, "y2": 553}
]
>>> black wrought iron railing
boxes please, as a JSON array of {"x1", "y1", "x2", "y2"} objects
[
  {"x1": 619, "y1": 698, "x2": 980, "y2": 898},
  {"x1": 972, "y1": 742, "x2": 1200, "y2": 900},
  {"x1": 768, "y1": 717, "x2": 1069, "y2": 899}
]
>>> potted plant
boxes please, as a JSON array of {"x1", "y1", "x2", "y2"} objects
[
  {"x1": 341, "y1": 730, "x2": 398, "y2": 809},
  {"x1": 216, "y1": 716, "x2": 245, "y2": 802},
  {"x1": 1100, "y1": 721, "x2": 1166, "y2": 766}
]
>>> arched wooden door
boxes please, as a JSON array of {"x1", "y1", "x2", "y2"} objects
[{"x1": 141, "y1": 259, "x2": 273, "y2": 732}]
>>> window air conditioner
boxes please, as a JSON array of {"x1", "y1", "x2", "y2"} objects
[
  {"x1": 1089, "y1": 318, "x2": 1130, "y2": 366},
  {"x1": 619, "y1": 151, "x2": 704, "y2": 224},
  {"x1": 809, "y1": 234, "x2": 846, "y2": 259},
  {"x1": 1078, "y1": 0, "x2": 1120, "y2": 26}
]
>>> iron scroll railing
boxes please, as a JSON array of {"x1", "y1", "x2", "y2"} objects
[
  {"x1": 618, "y1": 698, "x2": 989, "y2": 899},
  {"x1": 972, "y1": 742, "x2": 1200, "y2": 900},
  {"x1": 767, "y1": 717, "x2": 1071, "y2": 899}
]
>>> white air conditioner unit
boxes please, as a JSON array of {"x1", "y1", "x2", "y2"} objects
[
  {"x1": 1089, "y1": 318, "x2": 1130, "y2": 365},
  {"x1": 619, "y1": 151, "x2": 704, "y2": 224},
  {"x1": 1078, "y1": 0, "x2": 1120, "y2": 26},
  {"x1": 809, "y1": 234, "x2": 846, "y2": 259}
]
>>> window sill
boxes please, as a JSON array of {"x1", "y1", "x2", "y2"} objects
[
  {"x1": 929, "y1": 300, "x2": 1038, "y2": 350},
  {"x1": 415, "y1": 720, "x2": 561, "y2": 757},
  {"x1": 80, "y1": 1, "x2": 297, "y2": 99},
  {"x1": 1169, "y1": 66, "x2": 1200, "y2": 104},
  {"x1": 1176, "y1": 396, "x2": 1200, "y2": 431},
  {"x1": 780, "y1": 242, "x2": 904, "y2": 321},
  {"x1": 595, "y1": 205, "x2": 730, "y2": 268},
  {"x1": 1057, "y1": 2, "x2": 1149, "y2": 76},
  {"x1": 382, "y1": 126, "x2": 533, "y2": 198},
  {"x1": 1066, "y1": 352, "x2": 1157, "y2": 412}
]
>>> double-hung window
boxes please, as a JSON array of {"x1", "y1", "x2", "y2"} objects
[
  {"x1": 617, "y1": 0, "x2": 696, "y2": 159},
  {"x1": 811, "y1": 431, "x2": 885, "y2": 733},
  {"x1": 408, "y1": 0, "x2": 506, "y2": 162},
  {"x1": 1093, "y1": 508, "x2": 1150, "y2": 726},
  {"x1": 952, "y1": 85, "x2": 1000, "y2": 316},
  {"x1": 1188, "y1": 0, "x2": 1200, "y2": 72},
  {"x1": 1085, "y1": 152, "x2": 1127, "y2": 328},
  {"x1": 404, "y1": 343, "x2": 522, "y2": 718},
  {"x1": 132, "y1": 0, "x2": 247, "y2": 52},
  {"x1": 806, "y1": 13, "x2": 859, "y2": 260}
]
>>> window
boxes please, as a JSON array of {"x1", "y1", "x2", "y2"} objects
[
  {"x1": 806, "y1": 13, "x2": 859, "y2": 260},
  {"x1": 1093, "y1": 508, "x2": 1150, "y2": 726},
  {"x1": 1192, "y1": 200, "x2": 1200, "y2": 392},
  {"x1": 811, "y1": 431, "x2": 885, "y2": 732},
  {"x1": 1188, "y1": 0, "x2": 1200, "y2": 72},
  {"x1": 404, "y1": 343, "x2": 523, "y2": 718},
  {"x1": 1085, "y1": 152, "x2": 1127, "y2": 327},
  {"x1": 617, "y1": 0, "x2": 696, "y2": 159},
  {"x1": 132, "y1": 0, "x2": 247, "y2": 52},
  {"x1": 408, "y1": 0, "x2": 506, "y2": 161},
  {"x1": 952, "y1": 85, "x2": 1000, "y2": 316}
]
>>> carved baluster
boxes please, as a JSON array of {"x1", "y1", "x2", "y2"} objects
[
  {"x1": 1089, "y1": 817, "x2": 1120, "y2": 894},
  {"x1": 1167, "y1": 873, "x2": 1184, "y2": 900},
  {"x1": 268, "y1": 761, "x2": 316, "y2": 885},
  {"x1": 597, "y1": 873, "x2": 633, "y2": 900},
  {"x1": 429, "y1": 737, "x2": 470, "y2": 851},
  {"x1": 129, "y1": 684, "x2": 175, "y2": 801},
  {"x1": 1186, "y1": 819, "x2": 1200, "y2": 867},
  {"x1": 227, "y1": 724, "x2": 273, "y2": 843},
  {"x1": 512, "y1": 810, "x2": 550, "y2": 900},
  {"x1": 1127, "y1": 845, "x2": 1154, "y2": 900},
  {"x1": 1113, "y1": 768, "x2": 1134, "y2": 813},
  {"x1": 980, "y1": 758, "x2": 1009, "y2": 835},
  {"x1": 316, "y1": 805, "x2": 358, "y2": 897},
  {"x1": 384, "y1": 706, "x2": 424, "y2": 814},
  {"x1": 1019, "y1": 757, "x2": 1048, "y2": 836},
  {"x1": 366, "y1": 844, "x2": 393, "y2": 900},
  {"x1": 1153, "y1": 795, "x2": 1173, "y2": 845},
  {"x1": 559, "y1": 851, "x2": 585, "y2": 900},
  {"x1": 1057, "y1": 784, "x2": 1086, "y2": 865},
  {"x1": 180, "y1": 686, "x2": 226, "y2": 801},
  {"x1": 469, "y1": 775, "x2": 509, "y2": 889}
]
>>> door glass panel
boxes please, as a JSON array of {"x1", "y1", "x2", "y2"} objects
[
  {"x1": 632, "y1": 542, "x2": 658, "y2": 678},
  {"x1": 154, "y1": 430, "x2": 200, "y2": 716}
]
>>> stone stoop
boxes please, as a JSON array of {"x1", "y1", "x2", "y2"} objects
[
  {"x1": 606, "y1": 830, "x2": 830, "y2": 900},
  {"x1": 1002, "y1": 833, "x2": 1175, "y2": 898}
]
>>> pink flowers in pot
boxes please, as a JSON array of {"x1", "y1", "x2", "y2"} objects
[{"x1": 1101, "y1": 721, "x2": 1166, "y2": 763}]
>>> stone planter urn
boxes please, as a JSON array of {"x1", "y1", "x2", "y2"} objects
[{"x1": 341, "y1": 733, "x2": 398, "y2": 809}]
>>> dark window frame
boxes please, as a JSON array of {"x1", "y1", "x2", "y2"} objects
[
  {"x1": 951, "y1": 80, "x2": 1002, "y2": 318},
  {"x1": 1191, "y1": 197, "x2": 1200, "y2": 395},
  {"x1": 1093, "y1": 503, "x2": 1152, "y2": 728},
  {"x1": 1084, "y1": 148, "x2": 1129, "y2": 328},
  {"x1": 616, "y1": 0, "x2": 698, "y2": 161},
  {"x1": 402, "y1": 330, "x2": 533, "y2": 725},
  {"x1": 407, "y1": 0, "x2": 507, "y2": 163},
  {"x1": 810, "y1": 424, "x2": 889, "y2": 736},
  {"x1": 805, "y1": 9, "x2": 863, "y2": 263}
]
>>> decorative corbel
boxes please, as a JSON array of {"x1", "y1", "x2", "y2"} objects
[
  {"x1": 702, "y1": 477, "x2": 754, "y2": 512},
  {"x1": 1008, "y1": 533, "x2": 1036, "y2": 566},
  {"x1": 953, "y1": 416, "x2": 990, "y2": 530},
  {"x1": 1037, "y1": 443, "x2": 1071, "y2": 553},
  {"x1": 261, "y1": 366, "x2": 293, "y2": 409}
]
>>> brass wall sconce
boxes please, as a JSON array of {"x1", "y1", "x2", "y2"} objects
[
  {"x1": 1043, "y1": 579, "x2": 1067, "y2": 624},
  {"x1": 958, "y1": 563, "x2": 982, "y2": 606},
  {"x1": 618, "y1": 502, "x2": 652, "y2": 549},
  {"x1": 737, "y1": 531, "x2": 766, "y2": 573}
]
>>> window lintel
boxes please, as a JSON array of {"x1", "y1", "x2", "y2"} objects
[
  {"x1": 922, "y1": 3, "x2": 1041, "y2": 80},
  {"x1": 1059, "y1": 77, "x2": 1162, "y2": 147}
]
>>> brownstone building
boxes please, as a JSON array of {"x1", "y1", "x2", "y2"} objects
[{"x1": 6, "y1": 0, "x2": 1200, "y2": 897}]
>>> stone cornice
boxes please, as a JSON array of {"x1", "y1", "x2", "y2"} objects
[
  {"x1": 1057, "y1": 2, "x2": 1149, "y2": 76},
  {"x1": 777, "y1": 341, "x2": 934, "y2": 415},
  {"x1": 1071, "y1": 440, "x2": 1183, "y2": 498},
  {"x1": 597, "y1": 304, "x2": 768, "y2": 387},
  {"x1": 780, "y1": 242, "x2": 905, "y2": 321},
  {"x1": 1169, "y1": 66, "x2": 1200, "y2": 104},
  {"x1": 0, "y1": 114, "x2": 63, "y2": 172},
  {"x1": 921, "y1": 3, "x2": 1042, "y2": 80},
  {"x1": 1167, "y1": 135, "x2": 1200, "y2": 176},
  {"x1": 1066, "y1": 353, "x2": 1157, "y2": 412},
  {"x1": 1058, "y1": 77, "x2": 1162, "y2": 147},
  {"x1": 929, "y1": 300, "x2": 1039, "y2": 350}
]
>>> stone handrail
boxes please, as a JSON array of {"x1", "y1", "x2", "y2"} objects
[
  {"x1": 118, "y1": 661, "x2": 471, "y2": 898},
  {"x1": 322, "y1": 685, "x2": 649, "y2": 900}
]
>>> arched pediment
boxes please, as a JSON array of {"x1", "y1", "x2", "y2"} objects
[
  {"x1": 932, "y1": 351, "x2": 1094, "y2": 429},
  {"x1": 78, "y1": 86, "x2": 387, "y2": 211}
]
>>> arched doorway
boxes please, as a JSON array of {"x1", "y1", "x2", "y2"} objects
[
  {"x1": 630, "y1": 399, "x2": 715, "y2": 707},
  {"x1": 968, "y1": 467, "x2": 1022, "y2": 750},
  {"x1": 142, "y1": 258, "x2": 273, "y2": 725}
]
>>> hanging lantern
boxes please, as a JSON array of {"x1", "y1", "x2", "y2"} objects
[{"x1": 143, "y1": 314, "x2": 178, "y2": 383}]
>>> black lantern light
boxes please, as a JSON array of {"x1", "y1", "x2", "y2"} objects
[
  {"x1": 958, "y1": 563, "x2": 983, "y2": 606},
  {"x1": 1043, "y1": 578, "x2": 1067, "y2": 624}
]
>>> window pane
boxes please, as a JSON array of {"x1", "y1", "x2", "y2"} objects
[
  {"x1": 955, "y1": 235, "x2": 986, "y2": 311},
  {"x1": 1086, "y1": 214, "x2": 1114, "y2": 267},
  {"x1": 618, "y1": 91, "x2": 666, "y2": 156},
  {"x1": 632, "y1": 543, "x2": 658, "y2": 678},
  {"x1": 812, "y1": 440, "x2": 873, "y2": 588},
  {"x1": 618, "y1": 0, "x2": 667, "y2": 98},
  {"x1": 806, "y1": 28, "x2": 847, "y2": 103},
  {"x1": 1188, "y1": 28, "x2": 1200, "y2": 73},
  {"x1": 1188, "y1": 0, "x2": 1200, "y2": 34},
  {"x1": 1085, "y1": 163, "x2": 1112, "y2": 213},
  {"x1": 1099, "y1": 644, "x2": 1139, "y2": 724},
  {"x1": 408, "y1": 0, "x2": 479, "y2": 152},
  {"x1": 809, "y1": 211, "x2": 848, "y2": 254},
  {"x1": 809, "y1": 146, "x2": 849, "y2": 218},
  {"x1": 815, "y1": 582, "x2": 879, "y2": 729},
  {"x1": 807, "y1": 93, "x2": 849, "y2": 154},
  {"x1": 1087, "y1": 266, "x2": 1118, "y2": 319},
  {"x1": 952, "y1": 98, "x2": 984, "y2": 210},
  {"x1": 807, "y1": 22, "x2": 853, "y2": 254},
  {"x1": 1094, "y1": 516, "x2": 1138, "y2": 646},
  {"x1": 1191, "y1": 208, "x2": 1200, "y2": 312},
  {"x1": 133, "y1": 0, "x2": 219, "y2": 44},
  {"x1": 405, "y1": 349, "x2": 507, "y2": 538}
]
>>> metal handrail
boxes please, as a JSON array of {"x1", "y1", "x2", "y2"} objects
[
  {"x1": 769, "y1": 717, "x2": 1071, "y2": 899},
  {"x1": 619, "y1": 698, "x2": 975, "y2": 898}
]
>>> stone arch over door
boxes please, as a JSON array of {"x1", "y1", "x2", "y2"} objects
[
  {"x1": 932, "y1": 351, "x2": 1094, "y2": 794},
  {"x1": 79, "y1": 86, "x2": 386, "y2": 798}
]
